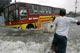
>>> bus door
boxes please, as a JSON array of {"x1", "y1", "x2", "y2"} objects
[{"x1": 19, "y1": 7, "x2": 28, "y2": 20}]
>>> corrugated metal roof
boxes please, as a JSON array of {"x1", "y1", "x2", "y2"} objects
[
  {"x1": 0, "y1": 0, "x2": 11, "y2": 6},
  {"x1": 0, "y1": 0, "x2": 11, "y2": 13}
]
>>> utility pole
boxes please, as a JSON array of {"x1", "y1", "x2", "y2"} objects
[
  {"x1": 74, "y1": 0, "x2": 78, "y2": 18},
  {"x1": 15, "y1": 0, "x2": 16, "y2": 20},
  {"x1": 15, "y1": 0, "x2": 16, "y2": 3}
]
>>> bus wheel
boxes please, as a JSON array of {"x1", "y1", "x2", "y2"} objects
[
  {"x1": 17, "y1": 27, "x2": 21, "y2": 29},
  {"x1": 27, "y1": 24, "x2": 34, "y2": 29}
]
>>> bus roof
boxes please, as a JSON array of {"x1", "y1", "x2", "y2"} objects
[{"x1": 4, "y1": 2, "x2": 65, "y2": 10}]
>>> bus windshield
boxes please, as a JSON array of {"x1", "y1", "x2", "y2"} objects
[
  {"x1": 19, "y1": 8, "x2": 27, "y2": 19},
  {"x1": 4, "y1": 5, "x2": 19, "y2": 22}
]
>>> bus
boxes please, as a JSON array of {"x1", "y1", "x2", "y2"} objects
[{"x1": 4, "y1": 2, "x2": 66, "y2": 30}]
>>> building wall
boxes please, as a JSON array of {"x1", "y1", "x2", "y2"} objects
[{"x1": 0, "y1": 16, "x2": 4, "y2": 25}]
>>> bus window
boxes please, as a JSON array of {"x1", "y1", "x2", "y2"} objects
[
  {"x1": 8, "y1": 9, "x2": 19, "y2": 21},
  {"x1": 40, "y1": 6, "x2": 44, "y2": 15},
  {"x1": 18, "y1": 3, "x2": 26, "y2": 7},
  {"x1": 9, "y1": 11, "x2": 14, "y2": 21},
  {"x1": 14, "y1": 9, "x2": 19, "y2": 20},
  {"x1": 48, "y1": 8, "x2": 52, "y2": 14},
  {"x1": 28, "y1": 4, "x2": 33, "y2": 10},
  {"x1": 37, "y1": 5, "x2": 41, "y2": 10},
  {"x1": 8, "y1": 4, "x2": 19, "y2": 21},
  {"x1": 9, "y1": 5, "x2": 15, "y2": 10},
  {"x1": 34, "y1": 5, "x2": 37, "y2": 10},
  {"x1": 19, "y1": 8, "x2": 27, "y2": 19},
  {"x1": 54, "y1": 8, "x2": 60, "y2": 14}
]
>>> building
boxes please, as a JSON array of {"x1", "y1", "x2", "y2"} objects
[{"x1": 0, "y1": 0, "x2": 11, "y2": 15}]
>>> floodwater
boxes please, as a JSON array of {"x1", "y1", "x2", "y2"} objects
[{"x1": 0, "y1": 17, "x2": 80, "y2": 53}]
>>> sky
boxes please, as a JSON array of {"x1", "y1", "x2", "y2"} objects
[{"x1": 11, "y1": 0, "x2": 80, "y2": 13}]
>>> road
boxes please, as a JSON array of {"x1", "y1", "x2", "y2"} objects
[{"x1": 0, "y1": 17, "x2": 80, "y2": 53}]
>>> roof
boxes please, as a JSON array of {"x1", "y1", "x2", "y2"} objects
[{"x1": 0, "y1": 0, "x2": 11, "y2": 13}]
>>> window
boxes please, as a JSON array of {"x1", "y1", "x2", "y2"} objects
[
  {"x1": 28, "y1": 4, "x2": 34, "y2": 15},
  {"x1": 18, "y1": 3, "x2": 26, "y2": 7},
  {"x1": 28, "y1": 4, "x2": 40, "y2": 15},
  {"x1": 41, "y1": 6, "x2": 44, "y2": 10},
  {"x1": 28, "y1": 4, "x2": 33, "y2": 10},
  {"x1": 37, "y1": 5, "x2": 41, "y2": 10},
  {"x1": 48, "y1": 7, "x2": 52, "y2": 14},
  {"x1": 14, "y1": 9, "x2": 19, "y2": 20},
  {"x1": 28, "y1": 4, "x2": 61, "y2": 15},
  {"x1": 50, "y1": 8, "x2": 53, "y2": 14},
  {"x1": 8, "y1": 9, "x2": 19, "y2": 21},
  {"x1": 52, "y1": 8, "x2": 58, "y2": 14},
  {"x1": 4, "y1": 4, "x2": 19, "y2": 22},
  {"x1": 54, "y1": 8, "x2": 60, "y2": 14},
  {"x1": 34, "y1": 5, "x2": 38, "y2": 10},
  {"x1": 19, "y1": 8, "x2": 27, "y2": 19},
  {"x1": 8, "y1": 5, "x2": 16, "y2": 21},
  {"x1": 9, "y1": 5, "x2": 15, "y2": 11}
]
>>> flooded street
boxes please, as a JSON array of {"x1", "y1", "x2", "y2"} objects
[
  {"x1": 67, "y1": 23, "x2": 80, "y2": 53},
  {"x1": 0, "y1": 17, "x2": 80, "y2": 53},
  {"x1": 0, "y1": 26, "x2": 54, "y2": 53}
]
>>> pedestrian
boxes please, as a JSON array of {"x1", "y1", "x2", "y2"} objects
[{"x1": 50, "y1": 10, "x2": 80, "y2": 53}]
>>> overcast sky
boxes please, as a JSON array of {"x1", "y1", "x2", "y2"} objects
[{"x1": 11, "y1": 0, "x2": 80, "y2": 13}]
